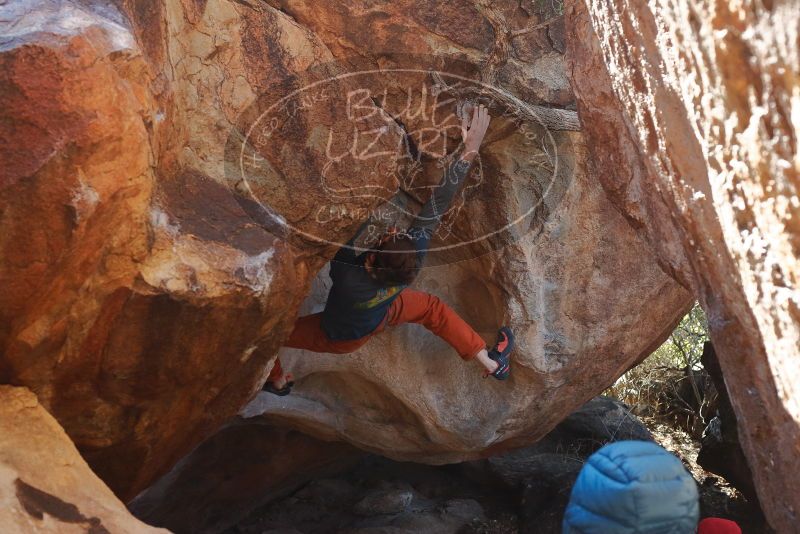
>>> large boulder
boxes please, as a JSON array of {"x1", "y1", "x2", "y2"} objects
[
  {"x1": 565, "y1": 0, "x2": 800, "y2": 530},
  {"x1": 2, "y1": 0, "x2": 690, "y2": 500},
  {"x1": 0, "y1": 386, "x2": 165, "y2": 533},
  {"x1": 236, "y1": 7, "x2": 690, "y2": 466},
  {"x1": 0, "y1": 0, "x2": 394, "y2": 499},
  {"x1": 243, "y1": 128, "x2": 689, "y2": 461}
]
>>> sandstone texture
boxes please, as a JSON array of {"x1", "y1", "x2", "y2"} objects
[
  {"x1": 1, "y1": 0, "x2": 693, "y2": 502},
  {"x1": 566, "y1": 0, "x2": 800, "y2": 530},
  {"x1": 0, "y1": 0, "x2": 396, "y2": 500},
  {"x1": 0, "y1": 386, "x2": 166, "y2": 533},
  {"x1": 235, "y1": 2, "x2": 690, "y2": 467}
]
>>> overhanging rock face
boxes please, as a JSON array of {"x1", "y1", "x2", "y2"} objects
[
  {"x1": 244, "y1": 129, "x2": 691, "y2": 462},
  {"x1": 2, "y1": 0, "x2": 692, "y2": 500},
  {"x1": 565, "y1": 0, "x2": 800, "y2": 530},
  {"x1": 238, "y1": 1, "x2": 691, "y2": 463}
]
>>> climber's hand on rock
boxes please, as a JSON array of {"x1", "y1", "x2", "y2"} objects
[{"x1": 461, "y1": 104, "x2": 491, "y2": 162}]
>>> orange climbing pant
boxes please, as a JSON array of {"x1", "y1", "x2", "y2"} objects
[{"x1": 268, "y1": 288, "x2": 487, "y2": 381}]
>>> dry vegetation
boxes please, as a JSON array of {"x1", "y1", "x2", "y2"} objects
[
  {"x1": 606, "y1": 304, "x2": 769, "y2": 532},
  {"x1": 607, "y1": 303, "x2": 713, "y2": 436}
]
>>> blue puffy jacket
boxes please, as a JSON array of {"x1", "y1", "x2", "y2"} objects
[{"x1": 562, "y1": 440, "x2": 699, "y2": 534}]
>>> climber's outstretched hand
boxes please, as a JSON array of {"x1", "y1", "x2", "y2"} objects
[{"x1": 460, "y1": 103, "x2": 491, "y2": 162}]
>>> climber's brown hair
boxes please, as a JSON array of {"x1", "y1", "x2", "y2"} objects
[{"x1": 370, "y1": 233, "x2": 419, "y2": 286}]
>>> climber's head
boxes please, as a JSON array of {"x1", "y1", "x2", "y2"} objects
[{"x1": 367, "y1": 232, "x2": 419, "y2": 286}]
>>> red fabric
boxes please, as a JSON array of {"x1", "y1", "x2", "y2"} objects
[
  {"x1": 698, "y1": 518, "x2": 742, "y2": 534},
  {"x1": 386, "y1": 288, "x2": 487, "y2": 360},
  {"x1": 285, "y1": 312, "x2": 377, "y2": 354},
  {"x1": 268, "y1": 289, "x2": 486, "y2": 382}
]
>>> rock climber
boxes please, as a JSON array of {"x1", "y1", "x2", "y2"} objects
[{"x1": 263, "y1": 104, "x2": 514, "y2": 396}]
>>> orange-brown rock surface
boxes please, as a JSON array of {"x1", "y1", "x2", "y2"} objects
[
  {"x1": 0, "y1": 0, "x2": 392, "y2": 499},
  {"x1": 1, "y1": 0, "x2": 695, "y2": 504},
  {"x1": 0, "y1": 386, "x2": 166, "y2": 533},
  {"x1": 566, "y1": 0, "x2": 800, "y2": 530}
]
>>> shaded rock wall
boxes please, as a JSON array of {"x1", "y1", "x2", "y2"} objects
[
  {"x1": 130, "y1": 422, "x2": 360, "y2": 533},
  {"x1": 566, "y1": 0, "x2": 800, "y2": 530},
  {"x1": 133, "y1": 397, "x2": 649, "y2": 534},
  {"x1": 698, "y1": 342, "x2": 759, "y2": 506},
  {"x1": 0, "y1": 386, "x2": 166, "y2": 533}
]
